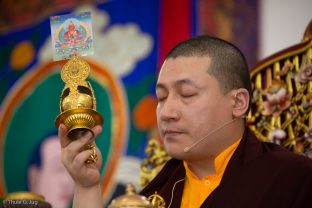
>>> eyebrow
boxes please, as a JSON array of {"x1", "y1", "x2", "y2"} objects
[{"x1": 156, "y1": 78, "x2": 200, "y2": 91}]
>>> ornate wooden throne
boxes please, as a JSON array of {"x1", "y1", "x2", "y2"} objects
[
  {"x1": 247, "y1": 20, "x2": 312, "y2": 156},
  {"x1": 140, "y1": 20, "x2": 312, "y2": 187}
]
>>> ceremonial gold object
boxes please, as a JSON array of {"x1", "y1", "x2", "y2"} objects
[
  {"x1": 55, "y1": 56, "x2": 103, "y2": 163},
  {"x1": 148, "y1": 192, "x2": 165, "y2": 208},
  {"x1": 83, "y1": 143, "x2": 98, "y2": 164},
  {"x1": 3, "y1": 192, "x2": 52, "y2": 208},
  {"x1": 5, "y1": 192, "x2": 45, "y2": 202},
  {"x1": 108, "y1": 184, "x2": 155, "y2": 208}
]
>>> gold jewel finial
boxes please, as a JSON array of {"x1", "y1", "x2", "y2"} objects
[
  {"x1": 148, "y1": 192, "x2": 165, "y2": 208},
  {"x1": 61, "y1": 56, "x2": 90, "y2": 88}
]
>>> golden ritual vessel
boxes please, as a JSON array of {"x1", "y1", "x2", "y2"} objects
[
  {"x1": 108, "y1": 184, "x2": 162, "y2": 208},
  {"x1": 55, "y1": 56, "x2": 103, "y2": 163},
  {"x1": 2, "y1": 192, "x2": 51, "y2": 208}
]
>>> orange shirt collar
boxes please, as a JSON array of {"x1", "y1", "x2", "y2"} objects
[
  {"x1": 183, "y1": 138, "x2": 242, "y2": 179},
  {"x1": 181, "y1": 138, "x2": 242, "y2": 207}
]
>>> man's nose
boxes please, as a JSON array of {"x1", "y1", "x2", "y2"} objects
[{"x1": 158, "y1": 97, "x2": 179, "y2": 121}]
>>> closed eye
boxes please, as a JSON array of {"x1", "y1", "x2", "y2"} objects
[
  {"x1": 181, "y1": 94, "x2": 195, "y2": 97},
  {"x1": 156, "y1": 95, "x2": 167, "y2": 102},
  {"x1": 181, "y1": 93, "x2": 196, "y2": 98}
]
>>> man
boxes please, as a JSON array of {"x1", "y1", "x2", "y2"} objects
[{"x1": 59, "y1": 36, "x2": 312, "y2": 208}]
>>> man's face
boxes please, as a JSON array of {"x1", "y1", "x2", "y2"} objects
[{"x1": 156, "y1": 56, "x2": 233, "y2": 161}]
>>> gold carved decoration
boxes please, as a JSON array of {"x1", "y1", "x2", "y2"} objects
[
  {"x1": 247, "y1": 21, "x2": 312, "y2": 156},
  {"x1": 140, "y1": 138, "x2": 171, "y2": 187}
]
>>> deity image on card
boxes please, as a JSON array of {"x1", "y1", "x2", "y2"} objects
[{"x1": 50, "y1": 12, "x2": 94, "y2": 61}]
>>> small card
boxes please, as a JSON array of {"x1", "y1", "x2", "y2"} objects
[{"x1": 50, "y1": 11, "x2": 94, "y2": 61}]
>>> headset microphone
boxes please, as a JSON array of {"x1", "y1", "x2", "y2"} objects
[{"x1": 183, "y1": 116, "x2": 246, "y2": 153}]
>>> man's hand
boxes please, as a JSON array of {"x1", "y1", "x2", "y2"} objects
[{"x1": 59, "y1": 124, "x2": 103, "y2": 188}]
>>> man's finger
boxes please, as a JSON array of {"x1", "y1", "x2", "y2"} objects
[
  {"x1": 63, "y1": 131, "x2": 94, "y2": 162},
  {"x1": 59, "y1": 124, "x2": 69, "y2": 148},
  {"x1": 92, "y1": 125, "x2": 102, "y2": 138}
]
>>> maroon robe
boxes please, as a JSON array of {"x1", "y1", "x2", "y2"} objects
[{"x1": 140, "y1": 129, "x2": 312, "y2": 207}]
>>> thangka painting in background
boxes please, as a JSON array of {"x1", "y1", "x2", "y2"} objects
[{"x1": 198, "y1": 0, "x2": 259, "y2": 67}]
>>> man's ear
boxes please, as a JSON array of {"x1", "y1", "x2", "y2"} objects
[{"x1": 231, "y1": 88, "x2": 250, "y2": 118}]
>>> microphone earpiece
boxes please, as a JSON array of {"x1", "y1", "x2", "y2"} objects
[{"x1": 183, "y1": 116, "x2": 245, "y2": 153}]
